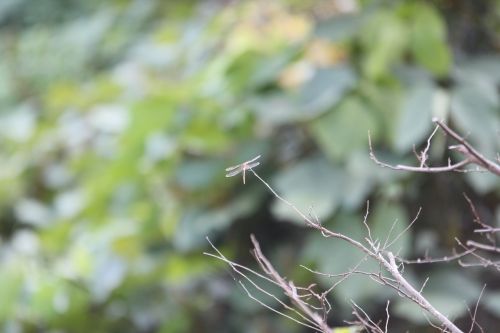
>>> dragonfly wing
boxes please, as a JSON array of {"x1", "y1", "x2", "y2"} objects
[
  {"x1": 225, "y1": 168, "x2": 242, "y2": 177},
  {"x1": 247, "y1": 155, "x2": 261, "y2": 163},
  {"x1": 225, "y1": 164, "x2": 241, "y2": 172},
  {"x1": 245, "y1": 161, "x2": 260, "y2": 169}
]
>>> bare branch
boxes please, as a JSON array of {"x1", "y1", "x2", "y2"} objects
[
  {"x1": 468, "y1": 284, "x2": 486, "y2": 333},
  {"x1": 463, "y1": 193, "x2": 488, "y2": 229},
  {"x1": 474, "y1": 228, "x2": 500, "y2": 234},
  {"x1": 384, "y1": 300, "x2": 390, "y2": 333},
  {"x1": 350, "y1": 300, "x2": 384, "y2": 333},
  {"x1": 385, "y1": 252, "x2": 462, "y2": 333},
  {"x1": 250, "y1": 168, "x2": 464, "y2": 332},
  {"x1": 369, "y1": 119, "x2": 500, "y2": 176},
  {"x1": 362, "y1": 200, "x2": 374, "y2": 246},
  {"x1": 456, "y1": 238, "x2": 500, "y2": 271},
  {"x1": 433, "y1": 118, "x2": 500, "y2": 176},
  {"x1": 217, "y1": 160, "x2": 467, "y2": 333},
  {"x1": 420, "y1": 124, "x2": 440, "y2": 167},
  {"x1": 250, "y1": 234, "x2": 331, "y2": 332},
  {"x1": 385, "y1": 207, "x2": 422, "y2": 250},
  {"x1": 204, "y1": 237, "x2": 323, "y2": 330},
  {"x1": 397, "y1": 248, "x2": 475, "y2": 264},
  {"x1": 466, "y1": 241, "x2": 500, "y2": 254},
  {"x1": 369, "y1": 131, "x2": 471, "y2": 173}
]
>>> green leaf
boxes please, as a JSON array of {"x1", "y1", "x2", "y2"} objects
[
  {"x1": 360, "y1": 10, "x2": 408, "y2": 79},
  {"x1": 222, "y1": 47, "x2": 297, "y2": 94},
  {"x1": 342, "y1": 152, "x2": 402, "y2": 210},
  {"x1": 394, "y1": 80, "x2": 434, "y2": 152},
  {"x1": 484, "y1": 292, "x2": 500, "y2": 317},
  {"x1": 315, "y1": 13, "x2": 366, "y2": 42},
  {"x1": 250, "y1": 92, "x2": 300, "y2": 125},
  {"x1": 459, "y1": 55, "x2": 500, "y2": 83},
  {"x1": 408, "y1": 3, "x2": 451, "y2": 76},
  {"x1": 450, "y1": 81, "x2": 500, "y2": 180},
  {"x1": 297, "y1": 66, "x2": 357, "y2": 118},
  {"x1": 332, "y1": 326, "x2": 363, "y2": 333},
  {"x1": 174, "y1": 191, "x2": 260, "y2": 251},
  {"x1": 271, "y1": 157, "x2": 344, "y2": 224},
  {"x1": 164, "y1": 254, "x2": 215, "y2": 284},
  {"x1": 464, "y1": 172, "x2": 500, "y2": 194},
  {"x1": 310, "y1": 96, "x2": 378, "y2": 160},
  {"x1": 175, "y1": 158, "x2": 225, "y2": 191},
  {"x1": 0, "y1": 265, "x2": 22, "y2": 321}
]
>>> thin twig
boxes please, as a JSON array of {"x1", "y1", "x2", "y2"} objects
[
  {"x1": 384, "y1": 300, "x2": 390, "y2": 333},
  {"x1": 420, "y1": 125, "x2": 440, "y2": 167},
  {"x1": 397, "y1": 248, "x2": 475, "y2": 264},
  {"x1": 205, "y1": 238, "x2": 322, "y2": 330},
  {"x1": 385, "y1": 207, "x2": 422, "y2": 250},
  {"x1": 251, "y1": 234, "x2": 331, "y2": 332},
  {"x1": 466, "y1": 241, "x2": 500, "y2": 254},
  {"x1": 463, "y1": 193, "x2": 487, "y2": 228},
  {"x1": 369, "y1": 132, "x2": 471, "y2": 173},
  {"x1": 369, "y1": 119, "x2": 500, "y2": 176},
  {"x1": 468, "y1": 284, "x2": 486, "y2": 333},
  {"x1": 351, "y1": 300, "x2": 384, "y2": 333}
]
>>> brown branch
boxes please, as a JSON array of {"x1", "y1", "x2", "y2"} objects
[
  {"x1": 462, "y1": 193, "x2": 499, "y2": 252},
  {"x1": 368, "y1": 119, "x2": 500, "y2": 176},
  {"x1": 463, "y1": 193, "x2": 489, "y2": 229},
  {"x1": 250, "y1": 234, "x2": 332, "y2": 332},
  {"x1": 468, "y1": 284, "x2": 486, "y2": 333},
  {"x1": 456, "y1": 238, "x2": 500, "y2": 271},
  {"x1": 350, "y1": 300, "x2": 384, "y2": 333},
  {"x1": 474, "y1": 228, "x2": 500, "y2": 234},
  {"x1": 218, "y1": 163, "x2": 466, "y2": 332},
  {"x1": 204, "y1": 238, "x2": 323, "y2": 331},
  {"x1": 433, "y1": 118, "x2": 500, "y2": 176},
  {"x1": 466, "y1": 241, "x2": 500, "y2": 254},
  {"x1": 369, "y1": 132, "x2": 472, "y2": 173},
  {"x1": 248, "y1": 168, "x2": 464, "y2": 333},
  {"x1": 396, "y1": 248, "x2": 476, "y2": 264},
  {"x1": 385, "y1": 252, "x2": 462, "y2": 333}
]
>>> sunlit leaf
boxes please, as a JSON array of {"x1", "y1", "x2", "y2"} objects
[
  {"x1": 407, "y1": 3, "x2": 451, "y2": 76},
  {"x1": 359, "y1": 10, "x2": 408, "y2": 79}
]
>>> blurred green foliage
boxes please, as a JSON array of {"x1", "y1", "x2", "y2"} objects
[{"x1": 0, "y1": 0, "x2": 499, "y2": 332}]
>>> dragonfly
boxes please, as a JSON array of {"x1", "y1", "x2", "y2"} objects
[{"x1": 225, "y1": 155, "x2": 261, "y2": 184}]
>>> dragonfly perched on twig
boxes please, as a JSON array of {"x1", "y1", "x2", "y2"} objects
[{"x1": 225, "y1": 155, "x2": 261, "y2": 184}]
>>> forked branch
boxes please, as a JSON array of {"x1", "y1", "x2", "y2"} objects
[
  {"x1": 369, "y1": 118, "x2": 500, "y2": 176},
  {"x1": 207, "y1": 160, "x2": 465, "y2": 333}
]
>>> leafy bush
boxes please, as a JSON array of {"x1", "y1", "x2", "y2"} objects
[{"x1": 0, "y1": 0, "x2": 498, "y2": 332}]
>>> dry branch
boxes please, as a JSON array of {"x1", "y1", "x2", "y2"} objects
[
  {"x1": 369, "y1": 118, "x2": 500, "y2": 176},
  {"x1": 206, "y1": 162, "x2": 466, "y2": 333}
]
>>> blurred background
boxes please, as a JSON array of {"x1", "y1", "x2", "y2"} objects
[{"x1": 0, "y1": 0, "x2": 499, "y2": 332}]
